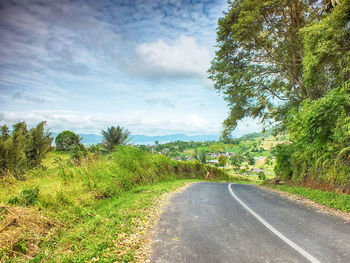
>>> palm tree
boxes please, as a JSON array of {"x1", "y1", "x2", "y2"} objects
[{"x1": 101, "y1": 126, "x2": 131, "y2": 153}]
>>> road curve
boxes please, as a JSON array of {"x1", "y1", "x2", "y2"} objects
[{"x1": 150, "y1": 182, "x2": 350, "y2": 263}]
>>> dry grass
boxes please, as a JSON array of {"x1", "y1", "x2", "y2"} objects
[{"x1": 0, "y1": 206, "x2": 53, "y2": 259}]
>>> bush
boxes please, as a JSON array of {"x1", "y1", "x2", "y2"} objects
[
  {"x1": 55, "y1": 131, "x2": 82, "y2": 152},
  {"x1": 274, "y1": 143, "x2": 294, "y2": 181},
  {"x1": 8, "y1": 186, "x2": 39, "y2": 206},
  {"x1": 275, "y1": 84, "x2": 350, "y2": 189},
  {"x1": 71, "y1": 146, "x2": 228, "y2": 197},
  {"x1": 258, "y1": 172, "x2": 266, "y2": 181},
  {"x1": 0, "y1": 122, "x2": 52, "y2": 179}
]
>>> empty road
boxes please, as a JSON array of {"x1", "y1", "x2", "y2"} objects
[{"x1": 151, "y1": 182, "x2": 350, "y2": 263}]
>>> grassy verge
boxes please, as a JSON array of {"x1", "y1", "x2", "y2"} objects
[
  {"x1": 39, "y1": 180, "x2": 197, "y2": 262},
  {"x1": 0, "y1": 146, "x2": 229, "y2": 262},
  {"x1": 265, "y1": 184, "x2": 350, "y2": 213}
]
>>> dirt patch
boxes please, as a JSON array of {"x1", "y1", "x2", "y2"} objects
[
  {"x1": 259, "y1": 186, "x2": 350, "y2": 221},
  {"x1": 0, "y1": 206, "x2": 53, "y2": 260}
]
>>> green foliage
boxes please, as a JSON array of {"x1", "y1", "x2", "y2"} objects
[
  {"x1": 209, "y1": 0, "x2": 349, "y2": 137},
  {"x1": 0, "y1": 147, "x2": 230, "y2": 261},
  {"x1": 8, "y1": 186, "x2": 39, "y2": 206},
  {"x1": 55, "y1": 130, "x2": 82, "y2": 152},
  {"x1": 245, "y1": 152, "x2": 255, "y2": 165},
  {"x1": 230, "y1": 153, "x2": 245, "y2": 171},
  {"x1": 13, "y1": 240, "x2": 28, "y2": 254},
  {"x1": 101, "y1": 126, "x2": 131, "y2": 153},
  {"x1": 218, "y1": 155, "x2": 228, "y2": 167},
  {"x1": 274, "y1": 143, "x2": 294, "y2": 180},
  {"x1": 193, "y1": 149, "x2": 207, "y2": 164},
  {"x1": 258, "y1": 172, "x2": 266, "y2": 181},
  {"x1": 88, "y1": 144, "x2": 102, "y2": 155},
  {"x1": 0, "y1": 121, "x2": 52, "y2": 179},
  {"x1": 26, "y1": 122, "x2": 53, "y2": 168},
  {"x1": 209, "y1": 0, "x2": 309, "y2": 135},
  {"x1": 301, "y1": 0, "x2": 350, "y2": 92},
  {"x1": 275, "y1": 84, "x2": 350, "y2": 187},
  {"x1": 84, "y1": 146, "x2": 228, "y2": 195},
  {"x1": 69, "y1": 144, "x2": 88, "y2": 165},
  {"x1": 267, "y1": 184, "x2": 350, "y2": 213}
]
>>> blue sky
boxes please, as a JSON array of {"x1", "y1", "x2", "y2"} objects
[{"x1": 0, "y1": 0, "x2": 261, "y2": 136}]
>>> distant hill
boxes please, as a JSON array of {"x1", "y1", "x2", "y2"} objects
[
  {"x1": 130, "y1": 134, "x2": 219, "y2": 144},
  {"x1": 50, "y1": 133, "x2": 220, "y2": 145},
  {"x1": 238, "y1": 128, "x2": 274, "y2": 141}
]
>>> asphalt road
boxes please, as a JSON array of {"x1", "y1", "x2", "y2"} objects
[{"x1": 151, "y1": 182, "x2": 350, "y2": 263}]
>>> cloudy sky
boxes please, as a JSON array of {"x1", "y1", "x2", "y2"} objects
[{"x1": 0, "y1": 0, "x2": 261, "y2": 136}]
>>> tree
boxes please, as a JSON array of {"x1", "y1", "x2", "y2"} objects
[
  {"x1": 55, "y1": 131, "x2": 82, "y2": 151},
  {"x1": 0, "y1": 121, "x2": 53, "y2": 179},
  {"x1": 230, "y1": 153, "x2": 245, "y2": 172},
  {"x1": 301, "y1": 0, "x2": 350, "y2": 92},
  {"x1": 101, "y1": 126, "x2": 131, "y2": 153},
  {"x1": 8, "y1": 122, "x2": 28, "y2": 176},
  {"x1": 274, "y1": 82, "x2": 350, "y2": 187},
  {"x1": 193, "y1": 149, "x2": 207, "y2": 164},
  {"x1": 218, "y1": 155, "x2": 228, "y2": 167},
  {"x1": 245, "y1": 153, "x2": 255, "y2": 166},
  {"x1": 209, "y1": 0, "x2": 349, "y2": 137},
  {"x1": 26, "y1": 121, "x2": 53, "y2": 168}
]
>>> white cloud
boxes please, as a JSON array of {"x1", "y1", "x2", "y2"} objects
[
  {"x1": 0, "y1": 110, "x2": 262, "y2": 137},
  {"x1": 129, "y1": 35, "x2": 211, "y2": 79},
  {"x1": 0, "y1": 110, "x2": 222, "y2": 135}
]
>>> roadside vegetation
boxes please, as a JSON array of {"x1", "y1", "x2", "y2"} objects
[
  {"x1": 2, "y1": 1, "x2": 350, "y2": 260},
  {"x1": 209, "y1": 0, "x2": 350, "y2": 192},
  {"x1": 0, "y1": 122, "x2": 228, "y2": 262},
  {"x1": 266, "y1": 184, "x2": 350, "y2": 213}
]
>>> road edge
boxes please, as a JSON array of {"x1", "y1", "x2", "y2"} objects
[
  {"x1": 135, "y1": 181, "x2": 197, "y2": 262},
  {"x1": 258, "y1": 185, "x2": 350, "y2": 222}
]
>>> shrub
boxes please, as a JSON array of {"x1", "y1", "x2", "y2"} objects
[
  {"x1": 55, "y1": 131, "x2": 82, "y2": 152},
  {"x1": 258, "y1": 172, "x2": 266, "y2": 181},
  {"x1": 275, "y1": 84, "x2": 350, "y2": 189},
  {"x1": 274, "y1": 143, "x2": 294, "y2": 181},
  {"x1": 8, "y1": 186, "x2": 39, "y2": 206},
  {"x1": 72, "y1": 146, "x2": 228, "y2": 197},
  {"x1": 0, "y1": 122, "x2": 52, "y2": 179}
]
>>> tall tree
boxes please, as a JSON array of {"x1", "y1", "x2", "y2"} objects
[
  {"x1": 209, "y1": 0, "x2": 349, "y2": 137},
  {"x1": 301, "y1": 0, "x2": 350, "y2": 92},
  {"x1": 101, "y1": 126, "x2": 131, "y2": 153}
]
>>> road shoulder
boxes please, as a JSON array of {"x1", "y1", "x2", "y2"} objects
[
  {"x1": 259, "y1": 185, "x2": 350, "y2": 222},
  {"x1": 135, "y1": 181, "x2": 197, "y2": 262}
]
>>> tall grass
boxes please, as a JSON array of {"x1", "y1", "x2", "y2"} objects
[
  {"x1": 65, "y1": 146, "x2": 227, "y2": 197},
  {"x1": 0, "y1": 146, "x2": 228, "y2": 262}
]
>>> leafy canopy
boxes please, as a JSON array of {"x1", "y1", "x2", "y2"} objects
[
  {"x1": 55, "y1": 130, "x2": 82, "y2": 152},
  {"x1": 209, "y1": 0, "x2": 350, "y2": 137}
]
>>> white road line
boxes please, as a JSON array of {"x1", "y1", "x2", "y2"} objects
[{"x1": 228, "y1": 183, "x2": 321, "y2": 263}]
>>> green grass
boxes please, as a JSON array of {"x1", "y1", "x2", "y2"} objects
[
  {"x1": 41, "y1": 151, "x2": 70, "y2": 168},
  {"x1": 0, "y1": 146, "x2": 229, "y2": 262},
  {"x1": 30, "y1": 180, "x2": 196, "y2": 262},
  {"x1": 266, "y1": 184, "x2": 350, "y2": 213}
]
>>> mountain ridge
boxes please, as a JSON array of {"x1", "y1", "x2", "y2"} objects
[{"x1": 50, "y1": 133, "x2": 220, "y2": 145}]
